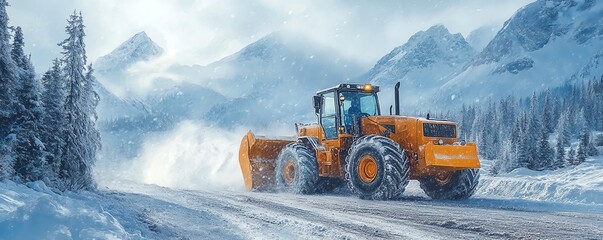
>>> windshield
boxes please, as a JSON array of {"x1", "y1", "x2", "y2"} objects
[
  {"x1": 339, "y1": 92, "x2": 378, "y2": 132},
  {"x1": 340, "y1": 92, "x2": 379, "y2": 117}
]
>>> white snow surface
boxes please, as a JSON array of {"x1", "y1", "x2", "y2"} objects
[
  {"x1": 15, "y1": 1, "x2": 602, "y2": 238},
  {"x1": 0, "y1": 181, "x2": 138, "y2": 239},
  {"x1": 476, "y1": 154, "x2": 603, "y2": 205},
  {"x1": 3, "y1": 146, "x2": 603, "y2": 239}
]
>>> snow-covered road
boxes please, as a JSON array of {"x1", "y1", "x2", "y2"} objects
[{"x1": 102, "y1": 181, "x2": 603, "y2": 240}]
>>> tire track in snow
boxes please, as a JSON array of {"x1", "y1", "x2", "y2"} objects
[
  {"x1": 198, "y1": 191, "x2": 485, "y2": 240},
  {"x1": 103, "y1": 182, "x2": 603, "y2": 239},
  {"x1": 226, "y1": 191, "x2": 603, "y2": 239}
]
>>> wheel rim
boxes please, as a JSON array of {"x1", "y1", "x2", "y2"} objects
[
  {"x1": 283, "y1": 160, "x2": 296, "y2": 185},
  {"x1": 434, "y1": 172, "x2": 453, "y2": 185},
  {"x1": 358, "y1": 155, "x2": 378, "y2": 183}
]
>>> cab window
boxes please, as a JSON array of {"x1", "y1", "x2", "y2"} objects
[
  {"x1": 321, "y1": 92, "x2": 337, "y2": 139},
  {"x1": 340, "y1": 92, "x2": 378, "y2": 131}
]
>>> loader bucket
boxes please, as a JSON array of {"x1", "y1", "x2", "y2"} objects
[
  {"x1": 239, "y1": 131, "x2": 294, "y2": 191},
  {"x1": 421, "y1": 142, "x2": 481, "y2": 170}
]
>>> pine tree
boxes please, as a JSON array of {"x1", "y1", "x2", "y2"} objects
[
  {"x1": 477, "y1": 102, "x2": 501, "y2": 160},
  {"x1": 516, "y1": 113, "x2": 530, "y2": 168},
  {"x1": 542, "y1": 91, "x2": 554, "y2": 133},
  {"x1": 536, "y1": 127, "x2": 554, "y2": 170},
  {"x1": 81, "y1": 64, "x2": 101, "y2": 167},
  {"x1": 554, "y1": 138, "x2": 566, "y2": 169},
  {"x1": 490, "y1": 160, "x2": 501, "y2": 175},
  {"x1": 40, "y1": 59, "x2": 66, "y2": 184},
  {"x1": 0, "y1": 0, "x2": 18, "y2": 179},
  {"x1": 9, "y1": 26, "x2": 25, "y2": 68},
  {"x1": 459, "y1": 104, "x2": 475, "y2": 140},
  {"x1": 587, "y1": 133, "x2": 598, "y2": 156},
  {"x1": 507, "y1": 119, "x2": 522, "y2": 171},
  {"x1": 567, "y1": 147, "x2": 577, "y2": 165},
  {"x1": 556, "y1": 110, "x2": 571, "y2": 147},
  {"x1": 525, "y1": 93, "x2": 540, "y2": 170},
  {"x1": 595, "y1": 134, "x2": 603, "y2": 147},
  {"x1": 469, "y1": 108, "x2": 482, "y2": 142},
  {"x1": 576, "y1": 125, "x2": 589, "y2": 164},
  {"x1": 497, "y1": 97, "x2": 513, "y2": 140},
  {"x1": 10, "y1": 26, "x2": 47, "y2": 182},
  {"x1": 499, "y1": 140, "x2": 518, "y2": 173},
  {"x1": 574, "y1": 108, "x2": 586, "y2": 138},
  {"x1": 58, "y1": 12, "x2": 99, "y2": 190}
]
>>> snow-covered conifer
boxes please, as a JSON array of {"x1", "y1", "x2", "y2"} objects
[
  {"x1": 595, "y1": 134, "x2": 603, "y2": 147},
  {"x1": 542, "y1": 91, "x2": 554, "y2": 133},
  {"x1": 0, "y1": 0, "x2": 18, "y2": 180},
  {"x1": 10, "y1": 26, "x2": 47, "y2": 182},
  {"x1": 0, "y1": 0, "x2": 16, "y2": 138},
  {"x1": 516, "y1": 113, "x2": 530, "y2": 168},
  {"x1": 478, "y1": 103, "x2": 498, "y2": 159},
  {"x1": 587, "y1": 134, "x2": 598, "y2": 157},
  {"x1": 536, "y1": 127, "x2": 554, "y2": 170},
  {"x1": 555, "y1": 110, "x2": 571, "y2": 147},
  {"x1": 567, "y1": 146, "x2": 577, "y2": 165},
  {"x1": 525, "y1": 93, "x2": 540, "y2": 170},
  {"x1": 499, "y1": 140, "x2": 518, "y2": 173},
  {"x1": 41, "y1": 59, "x2": 66, "y2": 184},
  {"x1": 576, "y1": 125, "x2": 589, "y2": 164},
  {"x1": 58, "y1": 12, "x2": 99, "y2": 190},
  {"x1": 554, "y1": 138, "x2": 566, "y2": 169}
]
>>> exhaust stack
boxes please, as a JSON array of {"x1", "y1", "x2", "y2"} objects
[{"x1": 394, "y1": 82, "x2": 400, "y2": 115}]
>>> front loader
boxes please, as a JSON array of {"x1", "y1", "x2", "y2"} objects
[{"x1": 239, "y1": 83, "x2": 480, "y2": 200}]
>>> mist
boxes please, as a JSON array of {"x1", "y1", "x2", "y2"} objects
[{"x1": 96, "y1": 120, "x2": 299, "y2": 191}]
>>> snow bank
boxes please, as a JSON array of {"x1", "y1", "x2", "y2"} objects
[
  {"x1": 476, "y1": 155, "x2": 603, "y2": 205},
  {"x1": 0, "y1": 181, "x2": 135, "y2": 239}
]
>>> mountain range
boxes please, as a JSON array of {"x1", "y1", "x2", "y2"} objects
[
  {"x1": 434, "y1": 0, "x2": 603, "y2": 106},
  {"x1": 94, "y1": 0, "x2": 603, "y2": 130}
]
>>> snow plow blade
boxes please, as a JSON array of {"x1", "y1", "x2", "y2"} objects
[
  {"x1": 239, "y1": 131, "x2": 294, "y2": 191},
  {"x1": 421, "y1": 142, "x2": 481, "y2": 170}
]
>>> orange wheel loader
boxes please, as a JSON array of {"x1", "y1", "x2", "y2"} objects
[{"x1": 239, "y1": 82, "x2": 480, "y2": 200}]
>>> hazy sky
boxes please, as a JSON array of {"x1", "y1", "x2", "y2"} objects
[{"x1": 9, "y1": 0, "x2": 533, "y2": 71}]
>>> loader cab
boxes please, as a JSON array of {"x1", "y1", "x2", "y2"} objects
[{"x1": 314, "y1": 84, "x2": 380, "y2": 139}]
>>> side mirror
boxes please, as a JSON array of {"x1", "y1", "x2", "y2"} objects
[{"x1": 313, "y1": 95, "x2": 322, "y2": 114}]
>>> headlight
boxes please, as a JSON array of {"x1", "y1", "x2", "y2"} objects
[{"x1": 438, "y1": 139, "x2": 444, "y2": 145}]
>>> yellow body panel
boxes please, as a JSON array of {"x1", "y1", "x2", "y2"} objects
[
  {"x1": 421, "y1": 142, "x2": 481, "y2": 170},
  {"x1": 359, "y1": 116, "x2": 480, "y2": 178}
]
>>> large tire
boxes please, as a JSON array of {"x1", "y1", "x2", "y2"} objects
[
  {"x1": 345, "y1": 135, "x2": 410, "y2": 200},
  {"x1": 419, "y1": 169, "x2": 480, "y2": 200},
  {"x1": 275, "y1": 143, "x2": 320, "y2": 194}
]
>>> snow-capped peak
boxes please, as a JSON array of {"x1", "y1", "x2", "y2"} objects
[
  {"x1": 95, "y1": 31, "x2": 164, "y2": 73},
  {"x1": 365, "y1": 25, "x2": 473, "y2": 85},
  {"x1": 218, "y1": 31, "x2": 296, "y2": 63},
  {"x1": 429, "y1": 0, "x2": 603, "y2": 109},
  {"x1": 366, "y1": 25, "x2": 474, "y2": 85},
  {"x1": 472, "y1": 0, "x2": 603, "y2": 66},
  {"x1": 238, "y1": 32, "x2": 284, "y2": 59},
  {"x1": 362, "y1": 24, "x2": 475, "y2": 109}
]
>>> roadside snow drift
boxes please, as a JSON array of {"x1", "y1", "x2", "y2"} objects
[
  {"x1": 0, "y1": 181, "x2": 134, "y2": 239},
  {"x1": 476, "y1": 155, "x2": 603, "y2": 205}
]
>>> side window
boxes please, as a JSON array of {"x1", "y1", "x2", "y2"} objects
[
  {"x1": 323, "y1": 93, "x2": 336, "y2": 116},
  {"x1": 321, "y1": 92, "x2": 338, "y2": 139}
]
